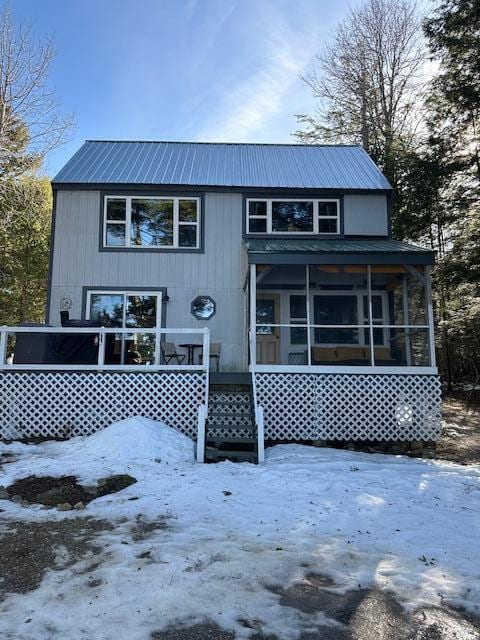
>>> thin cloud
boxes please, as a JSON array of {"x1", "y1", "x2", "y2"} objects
[
  {"x1": 197, "y1": 55, "x2": 302, "y2": 141},
  {"x1": 196, "y1": 12, "x2": 320, "y2": 142}
]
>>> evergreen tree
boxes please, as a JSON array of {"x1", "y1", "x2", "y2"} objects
[
  {"x1": 421, "y1": 0, "x2": 480, "y2": 388},
  {"x1": 0, "y1": 177, "x2": 52, "y2": 324},
  {"x1": 424, "y1": 0, "x2": 480, "y2": 181}
]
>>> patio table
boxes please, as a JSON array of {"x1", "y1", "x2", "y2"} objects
[{"x1": 179, "y1": 343, "x2": 203, "y2": 365}]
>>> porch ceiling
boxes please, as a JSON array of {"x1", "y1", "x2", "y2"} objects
[{"x1": 244, "y1": 238, "x2": 435, "y2": 265}]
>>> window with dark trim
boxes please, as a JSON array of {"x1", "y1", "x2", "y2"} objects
[
  {"x1": 246, "y1": 198, "x2": 340, "y2": 235},
  {"x1": 103, "y1": 196, "x2": 200, "y2": 249},
  {"x1": 85, "y1": 290, "x2": 162, "y2": 365}
]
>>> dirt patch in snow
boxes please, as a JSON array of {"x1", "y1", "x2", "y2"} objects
[
  {"x1": 5, "y1": 473, "x2": 137, "y2": 507},
  {"x1": 0, "y1": 517, "x2": 112, "y2": 600},
  {"x1": 151, "y1": 625, "x2": 276, "y2": 640},
  {"x1": 130, "y1": 514, "x2": 168, "y2": 542},
  {"x1": 268, "y1": 573, "x2": 480, "y2": 640},
  {"x1": 6, "y1": 475, "x2": 93, "y2": 506},
  {"x1": 0, "y1": 451, "x2": 19, "y2": 465},
  {"x1": 438, "y1": 394, "x2": 480, "y2": 465},
  {"x1": 150, "y1": 580, "x2": 480, "y2": 640},
  {"x1": 152, "y1": 624, "x2": 236, "y2": 640}
]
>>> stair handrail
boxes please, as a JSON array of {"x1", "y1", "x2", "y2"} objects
[
  {"x1": 196, "y1": 328, "x2": 210, "y2": 463},
  {"x1": 249, "y1": 329, "x2": 265, "y2": 463},
  {"x1": 202, "y1": 327, "x2": 210, "y2": 415},
  {"x1": 248, "y1": 328, "x2": 258, "y2": 418},
  {"x1": 196, "y1": 403, "x2": 207, "y2": 463}
]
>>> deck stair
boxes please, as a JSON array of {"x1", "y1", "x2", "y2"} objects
[{"x1": 205, "y1": 375, "x2": 258, "y2": 463}]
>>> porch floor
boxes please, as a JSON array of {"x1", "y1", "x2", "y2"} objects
[{"x1": 209, "y1": 372, "x2": 251, "y2": 385}]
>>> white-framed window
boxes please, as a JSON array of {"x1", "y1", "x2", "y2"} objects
[
  {"x1": 246, "y1": 198, "x2": 340, "y2": 235},
  {"x1": 86, "y1": 290, "x2": 162, "y2": 328},
  {"x1": 285, "y1": 290, "x2": 388, "y2": 348},
  {"x1": 86, "y1": 289, "x2": 162, "y2": 365},
  {"x1": 362, "y1": 294, "x2": 386, "y2": 346},
  {"x1": 311, "y1": 291, "x2": 388, "y2": 347},
  {"x1": 289, "y1": 294, "x2": 307, "y2": 345},
  {"x1": 103, "y1": 196, "x2": 200, "y2": 249}
]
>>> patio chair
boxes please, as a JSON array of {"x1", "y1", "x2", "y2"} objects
[
  {"x1": 199, "y1": 342, "x2": 221, "y2": 371},
  {"x1": 161, "y1": 342, "x2": 186, "y2": 365}
]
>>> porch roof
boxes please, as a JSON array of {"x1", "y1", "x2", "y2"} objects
[{"x1": 244, "y1": 238, "x2": 435, "y2": 265}]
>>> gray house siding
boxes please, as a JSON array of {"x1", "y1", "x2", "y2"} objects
[
  {"x1": 343, "y1": 194, "x2": 388, "y2": 236},
  {"x1": 48, "y1": 189, "x2": 389, "y2": 371},
  {"x1": 49, "y1": 190, "x2": 247, "y2": 371}
]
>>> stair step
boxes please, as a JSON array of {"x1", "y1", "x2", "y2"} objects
[
  {"x1": 209, "y1": 372, "x2": 251, "y2": 385},
  {"x1": 209, "y1": 401, "x2": 251, "y2": 406},
  {"x1": 208, "y1": 420, "x2": 254, "y2": 425},
  {"x1": 208, "y1": 425, "x2": 254, "y2": 430},
  {"x1": 208, "y1": 410, "x2": 251, "y2": 417},
  {"x1": 206, "y1": 449, "x2": 257, "y2": 461},
  {"x1": 209, "y1": 410, "x2": 251, "y2": 415},
  {"x1": 206, "y1": 424, "x2": 254, "y2": 431},
  {"x1": 209, "y1": 387, "x2": 252, "y2": 396},
  {"x1": 209, "y1": 400, "x2": 251, "y2": 405},
  {"x1": 207, "y1": 436, "x2": 257, "y2": 444}
]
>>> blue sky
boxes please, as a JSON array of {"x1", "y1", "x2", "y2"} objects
[{"x1": 12, "y1": 0, "x2": 351, "y2": 176}]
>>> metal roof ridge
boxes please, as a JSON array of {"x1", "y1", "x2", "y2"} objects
[{"x1": 83, "y1": 139, "x2": 362, "y2": 148}]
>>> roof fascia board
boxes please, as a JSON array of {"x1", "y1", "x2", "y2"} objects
[
  {"x1": 247, "y1": 252, "x2": 435, "y2": 265},
  {"x1": 51, "y1": 182, "x2": 393, "y2": 195}
]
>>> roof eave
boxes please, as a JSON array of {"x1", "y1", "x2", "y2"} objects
[
  {"x1": 246, "y1": 247, "x2": 435, "y2": 266},
  {"x1": 50, "y1": 181, "x2": 393, "y2": 194}
]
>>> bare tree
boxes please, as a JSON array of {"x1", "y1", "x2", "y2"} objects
[
  {"x1": 295, "y1": 0, "x2": 427, "y2": 180},
  {"x1": 0, "y1": 4, "x2": 74, "y2": 178}
]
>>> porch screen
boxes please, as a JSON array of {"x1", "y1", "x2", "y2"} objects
[
  {"x1": 252, "y1": 264, "x2": 434, "y2": 368},
  {"x1": 313, "y1": 296, "x2": 358, "y2": 344}
]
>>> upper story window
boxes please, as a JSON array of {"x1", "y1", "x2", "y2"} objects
[
  {"x1": 103, "y1": 196, "x2": 200, "y2": 249},
  {"x1": 246, "y1": 198, "x2": 340, "y2": 235}
]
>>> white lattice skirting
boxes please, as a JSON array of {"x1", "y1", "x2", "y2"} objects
[
  {"x1": 256, "y1": 373, "x2": 442, "y2": 441},
  {"x1": 0, "y1": 371, "x2": 206, "y2": 440}
]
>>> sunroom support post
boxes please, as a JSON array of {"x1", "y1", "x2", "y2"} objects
[
  {"x1": 367, "y1": 265, "x2": 374, "y2": 366},
  {"x1": 0, "y1": 329, "x2": 7, "y2": 366},
  {"x1": 306, "y1": 265, "x2": 311, "y2": 367},
  {"x1": 249, "y1": 264, "x2": 257, "y2": 368},
  {"x1": 426, "y1": 265, "x2": 436, "y2": 368},
  {"x1": 402, "y1": 272, "x2": 412, "y2": 366}
]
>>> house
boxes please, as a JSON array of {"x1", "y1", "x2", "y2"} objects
[{"x1": 0, "y1": 141, "x2": 442, "y2": 460}]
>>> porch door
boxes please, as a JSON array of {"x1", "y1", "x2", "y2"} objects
[
  {"x1": 87, "y1": 291, "x2": 162, "y2": 365},
  {"x1": 256, "y1": 293, "x2": 280, "y2": 364}
]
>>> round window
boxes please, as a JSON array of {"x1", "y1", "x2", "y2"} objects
[{"x1": 191, "y1": 295, "x2": 216, "y2": 320}]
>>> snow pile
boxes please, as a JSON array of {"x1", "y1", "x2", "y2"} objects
[
  {"x1": 78, "y1": 416, "x2": 195, "y2": 466},
  {"x1": 0, "y1": 416, "x2": 195, "y2": 487}
]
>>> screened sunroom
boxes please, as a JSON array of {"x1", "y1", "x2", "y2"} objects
[{"x1": 246, "y1": 239, "x2": 437, "y2": 374}]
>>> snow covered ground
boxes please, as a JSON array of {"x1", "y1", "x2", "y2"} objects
[{"x1": 0, "y1": 417, "x2": 479, "y2": 639}]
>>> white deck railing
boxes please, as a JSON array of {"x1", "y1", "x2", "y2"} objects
[
  {"x1": 249, "y1": 328, "x2": 265, "y2": 463},
  {"x1": 0, "y1": 325, "x2": 210, "y2": 375}
]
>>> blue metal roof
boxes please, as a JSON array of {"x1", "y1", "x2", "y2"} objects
[{"x1": 52, "y1": 141, "x2": 392, "y2": 190}]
